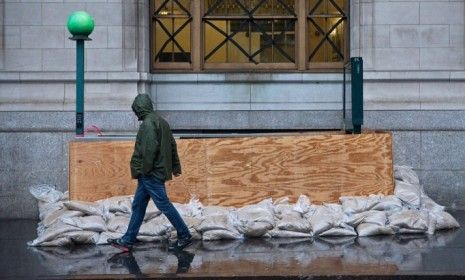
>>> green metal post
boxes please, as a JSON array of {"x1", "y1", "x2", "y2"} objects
[
  {"x1": 67, "y1": 11, "x2": 94, "y2": 137},
  {"x1": 76, "y1": 39, "x2": 85, "y2": 136},
  {"x1": 351, "y1": 57, "x2": 364, "y2": 134}
]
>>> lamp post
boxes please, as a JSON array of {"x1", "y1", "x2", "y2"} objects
[{"x1": 67, "y1": 11, "x2": 94, "y2": 137}]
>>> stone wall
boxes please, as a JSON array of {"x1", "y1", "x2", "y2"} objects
[{"x1": 0, "y1": 0, "x2": 465, "y2": 218}]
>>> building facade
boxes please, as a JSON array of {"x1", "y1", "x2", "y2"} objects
[{"x1": 1, "y1": 0, "x2": 464, "y2": 218}]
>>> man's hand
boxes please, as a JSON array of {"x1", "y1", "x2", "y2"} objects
[{"x1": 173, "y1": 172, "x2": 181, "y2": 177}]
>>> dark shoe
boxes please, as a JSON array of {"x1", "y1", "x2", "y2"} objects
[
  {"x1": 168, "y1": 236, "x2": 193, "y2": 251},
  {"x1": 108, "y1": 238, "x2": 133, "y2": 252}
]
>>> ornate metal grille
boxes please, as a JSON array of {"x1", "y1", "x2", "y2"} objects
[
  {"x1": 152, "y1": 0, "x2": 192, "y2": 63},
  {"x1": 203, "y1": 0, "x2": 296, "y2": 64},
  {"x1": 308, "y1": 0, "x2": 347, "y2": 63}
]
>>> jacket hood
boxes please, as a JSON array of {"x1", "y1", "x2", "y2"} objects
[{"x1": 132, "y1": 94, "x2": 154, "y2": 120}]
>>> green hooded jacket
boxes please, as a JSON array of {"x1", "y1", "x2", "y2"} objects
[{"x1": 130, "y1": 94, "x2": 181, "y2": 181}]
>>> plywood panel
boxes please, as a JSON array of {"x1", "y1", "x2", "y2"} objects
[{"x1": 69, "y1": 132, "x2": 394, "y2": 205}]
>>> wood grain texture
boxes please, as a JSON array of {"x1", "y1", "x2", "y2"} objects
[{"x1": 69, "y1": 132, "x2": 394, "y2": 205}]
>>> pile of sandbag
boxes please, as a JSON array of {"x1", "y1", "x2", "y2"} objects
[{"x1": 28, "y1": 166, "x2": 460, "y2": 247}]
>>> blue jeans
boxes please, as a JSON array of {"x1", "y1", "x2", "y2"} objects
[{"x1": 121, "y1": 176, "x2": 191, "y2": 244}]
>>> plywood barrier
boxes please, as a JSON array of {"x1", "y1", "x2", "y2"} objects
[{"x1": 69, "y1": 132, "x2": 394, "y2": 206}]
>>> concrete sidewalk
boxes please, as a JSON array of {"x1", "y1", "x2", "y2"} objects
[{"x1": 1, "y1": 211, "x2": 465, "y2": 280}]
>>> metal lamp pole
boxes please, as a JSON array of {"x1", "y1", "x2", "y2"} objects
[{"x1": 67, "y1": 11, "x2": 94, "y2": 137}]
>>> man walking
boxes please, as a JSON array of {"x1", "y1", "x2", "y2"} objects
[{"x1": 108, "y1": 94, "x2": 192, "y2": 252}]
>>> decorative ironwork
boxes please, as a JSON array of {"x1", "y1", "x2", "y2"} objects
[
  {"x1": 308, "y1": 0, "x2": 347, "y2": 62},
  {"x1": 152, "y1": 0, "x2": 192, "y2": 63},
  {"x1": 203, "y1": 0, "x2": 296, "y2": 64}
]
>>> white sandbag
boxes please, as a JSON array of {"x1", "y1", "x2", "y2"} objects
[
  {"x1": 28, "y1": 222, "x2": 81, "y2": 246},
  {"x1": 35, "y1": 237, "x2": 72, "y2": 247},
  {"x1": 137, "y1": 235, "x2": 168, "y2": 242},
  {"x1": 389, "y1": 209, "x2": 429, "y2": 233},
  {"x1": 319, "y1": 224, "x2": 357, "y2": 237},
  {"x1": 344, "y1": 210, "x2": 386, "y2": 227},
  {"x1": 106, "y1": 215, "x2": 130, "y2": 233},
  {"x1": 394, "y1": 180, "x2": 421, "y2": 208},
  {"x1": 276, "y1": 215, "x2": 311, "y2": 233},
  {"x1": 197, "y1": 212, "x2": 239, "y2": 233},
  {"x1": 421, "y1": 194, "x2": 445, "y2": 213},
  {"x1": 394, "y1": 165, "x2": 420, "y2": 185},
  {"x1": 340, "y1": 195, "x2": 382, "y2": 214},
  {"x1": 306, "y1": 204, "x2": 344, "y2": 235},
  {"x1": 61, "y1": 215, "x2": 107, "y2": 232},
  {"x1": 202, "y1": 229, "x2": 243, "y2": 241},
  {"x1": 42, "y1": 209, "x2": 83, "y2": 228},
  {"x1": 372, "y1": 195, "x2": 403, "y2": 212},
  {"x1": 64, "y1": 201, "x2": 104, "y2": 216},
  {"x1": 273, "y1": 196, "x2": 290, "y2": 206},
  {"x1": 38, "y1": 201, "x2": 64, "y2": 221},
  {"x1": 239, "y1": 222, "x2": 273, "y2": 237},
  {"x1": 29, "y1": 184, "x2": 63, "y2": 203},
  {"x1": 186, "y1": 197, "x2": 204, "y2": 218},
  {"x1": 97, "y1": 195, "x2": 132, "y2": 214},
  {"x1": 266, "y1": 229, "x2": 312, "y2": 238},
  {"x1": 168, "y1": 228, "x2": 202, "y2": 241},
  {"x1": 96, "y1": 231, "x2": 121, "y2": 245},
  {"x1": 202, "y1": 206, "x2": 232, "y2": 217},
  {"x1": 184, "y1": 216, "x2": 203, "y2": 230},
  {"x1": 237, "y1": 199, "x2": 275, "y2": 237},
  {"x1": 275, "y1": 202, "x2": 311, "y2": 233},
  {"x1": 138, "y1": 215, "x2": 172, "y2": 236},
  {"x1": 292, "y1": 195, "x2": 311, "y2": 214},
  {"x1": 64, "y1": 230, "x2": 100, "y2": 245},
  {"x1": 433, "y1": 211, "x2": 460, "y2": 230},
  {"x1": 357, "y1": 223, "x2": 395, "y2": 236}
]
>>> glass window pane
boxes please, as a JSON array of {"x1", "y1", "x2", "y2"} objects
[
  {"x1": 204, "y1": 20, "x2": 228, "y2": 62},
  {"x1": 203, "y1": 0, "x2": 296, "y2": 65},
  {"x1": 155, "y1": 19, "x2": 173, "y2": 62},
  {"x1": 308, "y1": 0, "x2": 346, "y2": 63}
]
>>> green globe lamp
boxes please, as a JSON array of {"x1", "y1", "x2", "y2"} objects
[{"x1": 67, "y1": 11, "x2": 94, "y2": 137}]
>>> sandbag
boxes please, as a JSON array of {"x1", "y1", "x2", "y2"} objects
[
  {"x1": 394, "y1": 165, "x2": 420, "y2": 185},
  {"x1": 96, "y1": 231, "x2": 121, "y2": 245},
  {"x1": 29, "y1": 184, "x2": 63, "y2": 203},
  {"x1": 389, "y1": 210, "x2": 429, "y2": 234},
  {"x1": 433, "y1": 211, "x2": 460, "y2": 230},
  {"x1": 319, "y1": 224, "x2": 357, "y2": 237},
  {"x1": 357, "y1": 223, "x2": 395, "y2": 236},
  {"x1": 64, "y1": 230, "x2": 100, "y2": 245},
  {"x1": 36, "y1": 237, "x2": 72, "y2": 247},
  {"x1": 61, "y1": 215, "x2": 107, "y2": 232},
  {"x1": 307, "y1": 204, "x2": 344, "y2": 235},
  {"x1": 372, "y1": 195, "x2": 403, "y2": 212},
  {"x1": 292, "y1": 195, "x2": 311, "y2": 214},
  {"x1": 421, "y1": 194, "x2": 445, "y2": 213},
  {"x1": 202, "y1": 229, "x2": 243, "y2": 240},
  {"x1": 394, "y1": 180, "x2": 421, "y2": 209},
  {"x1": 236, "y1": 198, "x2": 275, "y2": 237},
  {"x1": 340, "y1": 195, "x2": 382, "y2": 214},
  {"x1": 64, "y1": 201, "x2": 104, "y2": 216},
  {"x1": 42, "y1": 209, "x2": 83, "y2": 228},
  {"x1": 275, "y1": 203, "x2": 311, "y2": 233},
  {"x1": 38, "y1": 201, "x2": 65, "y2": 222},
  {"x1": 106, "y1": 215, "x2": 130, "y2": 233},
  {"x1": 145, "y1": 201, "x2": 162, "y2": 220},
  {"x1": 28, "y1": 222, "x2": 81, "y2": 246},
  {"x1": 344, "y1": 210, "x2": 386, "y2": 227},
  {"x1": 97, "y1": 195, "x2": 132, "y2": 214},
  {"x1": 137, "y1": 235, "x2": 168, "y2": 242},
  {"x1": 266, "y1": 229, "x2": 312, "y2": 238},
  {"x1": 138, "y1": 215, "x2": 172, "y2": 236},
  {"x1": 197, "y1": 211, "x2": 239, "y2": 233}
]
